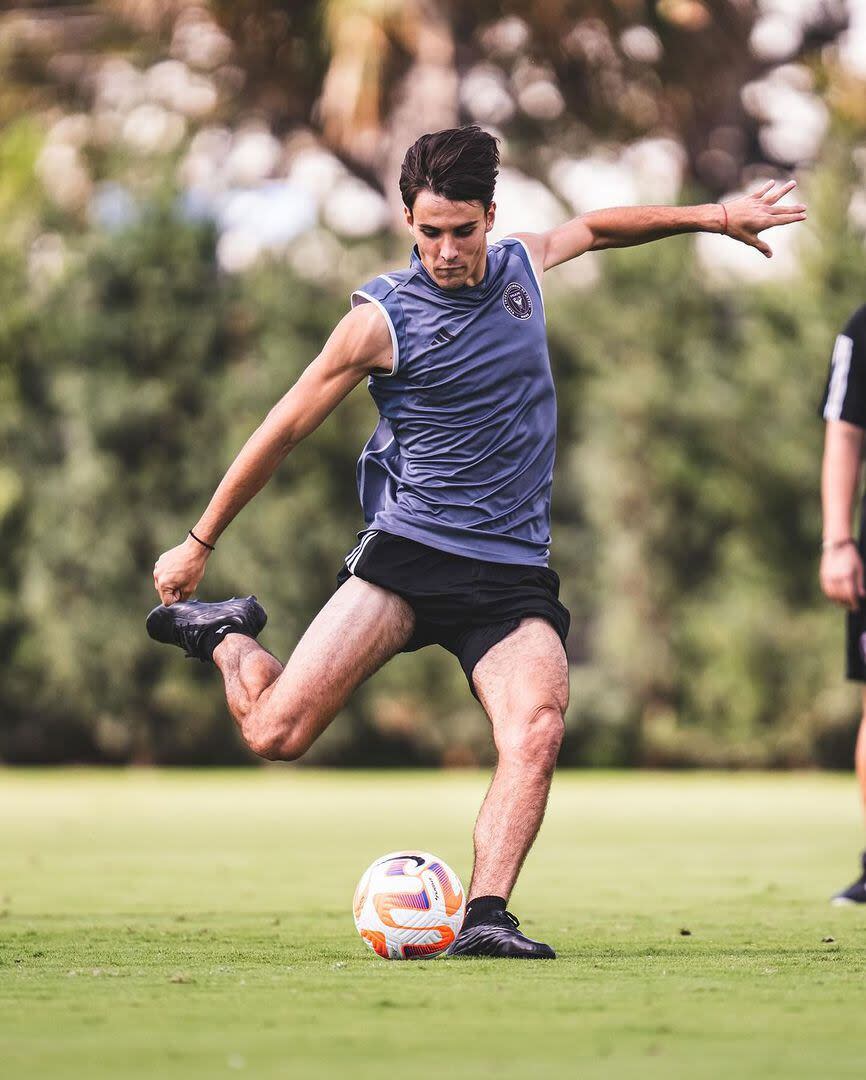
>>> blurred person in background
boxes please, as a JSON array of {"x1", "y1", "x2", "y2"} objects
[
  {"x1": 149, "y1": 125, "x2": 805, "y2": 957},
  {"x1": 819, "y1": 305, "x2": 866, "y2": 904}
]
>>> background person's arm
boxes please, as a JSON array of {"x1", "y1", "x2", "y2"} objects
[
  {"x1": 152, "y1": 303, "x2": 392, "y2": 605},
  {"x1": 512, "y1": 179, "x2": 806, "y2": 276},
  {"x1": 820, "y1": 420, "x2": 866, "y2": 610}
]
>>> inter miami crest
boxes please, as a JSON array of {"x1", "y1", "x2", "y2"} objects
[{"x1": 503, "y1": 281, "x2": 532, "y2": 320}]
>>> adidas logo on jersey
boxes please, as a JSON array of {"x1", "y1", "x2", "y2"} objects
[{"x1": 431, "y1": 327, "x2": 456, "y2": 347}]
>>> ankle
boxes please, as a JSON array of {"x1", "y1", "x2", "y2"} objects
[
  {"x1": 463, "y1": 894, "x2": 506, "y2": 927},
  {"x1": 213, "y1": 630, "x2": 260, "y2": 667},
  {"x1": 212, "y1": 633, "x2": 241, "y2": 666}
]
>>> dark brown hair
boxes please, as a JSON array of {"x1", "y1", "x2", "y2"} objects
[{"x1": 399, "y1": 126, "x2": 500, "y2": 211}]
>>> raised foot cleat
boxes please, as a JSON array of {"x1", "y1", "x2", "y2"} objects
[
  {"x1": 446, "y1": 910, "x2": 556, "y2": 959},
  {"x1": 831, "y1": 850, "x2": 866, "y2": 906},
  {"x1": 146, "y1": 596, "x2": 267, "y2": 663}
]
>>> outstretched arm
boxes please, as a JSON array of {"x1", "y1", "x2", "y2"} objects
[
  {"x1": 152, "y1": 302, "x2": 392, "y2": 605},
  {"x1": 514, "y1": 179, "x2": 806, "y2": 274}
]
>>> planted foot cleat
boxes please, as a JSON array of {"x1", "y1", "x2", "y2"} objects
[
  {"x1": 447, "y1": 909, "x2": 556, "y2": 959},
  {"x1": 831, "y1": 850, "x2": 866, "y2": 906},
  {"x1": 146, "y1": 596, "x2": 267, "y2": 663}
]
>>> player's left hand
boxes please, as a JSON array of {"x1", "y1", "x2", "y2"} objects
[{"x1": 722, "y1": 180, "x2": 807, "y2": 258}]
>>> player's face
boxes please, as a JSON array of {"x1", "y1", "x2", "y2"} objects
[{"x1": 404, "y1": 191, "x2": 495, "y2": 289}]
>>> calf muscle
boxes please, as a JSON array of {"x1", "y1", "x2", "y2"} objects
[{"x1": 215, "y1": 576, "x2": 415, "y2": 760}]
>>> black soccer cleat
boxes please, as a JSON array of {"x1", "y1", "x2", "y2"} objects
[
  {"x1": 146, "y1": 596, "x2": 267, "y2": 663},
  {"x1": 831, "y1": 850, "x2": 866, "y2": 906},
  {"x1": 446, "y1": 910, "x2": 556, "y2": 959}
]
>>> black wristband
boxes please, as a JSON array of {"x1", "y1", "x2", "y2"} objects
[{"x1": 189, "y1": 529, "x2": 215, "y2": 552}]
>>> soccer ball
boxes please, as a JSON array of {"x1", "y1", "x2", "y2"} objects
[{"x1": 353, "y1": 851, "x2": 466, "y2": 960}]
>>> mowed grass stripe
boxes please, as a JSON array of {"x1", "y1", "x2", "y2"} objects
[{"x1": 1, "y1": 769, "x2": 866, "y2": 1078}]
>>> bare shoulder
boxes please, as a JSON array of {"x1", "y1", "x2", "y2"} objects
[{"x1": 328, "y1": 302, "x2": 394, "y2": 376}]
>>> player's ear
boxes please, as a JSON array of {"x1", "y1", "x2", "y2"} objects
[
  {"x1": 485, "y1": 202, "x2": 496, "y2": 233},
  {"x1": 403, "y1": 204, "x2": 414, "y2": 232}
]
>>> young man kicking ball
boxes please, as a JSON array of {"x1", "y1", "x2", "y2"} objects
[{"x1": 149, "y1": 126, "x2": 805, "y2": 957}]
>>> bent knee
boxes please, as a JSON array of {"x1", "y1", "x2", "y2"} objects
[
  {"x1": 531, "y1": 704, "x2": 565, "y2": 753},
  {"x1": 246, "y1": 729, "x2": 309, "y2": 762},
  {"x1": 243, "y1": 705, "x2": 311, "y2": 762},
  {"x1": 501, "y1": 704, "x2": 564, "y2": 767}
]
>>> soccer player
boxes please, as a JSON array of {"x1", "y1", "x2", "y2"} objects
[
  {"x1": 819, "y1": 306, "x2": 866, "y2": 904},
  {"x1": 149, "y1": 126, "x2": 805, "y2": 957}
]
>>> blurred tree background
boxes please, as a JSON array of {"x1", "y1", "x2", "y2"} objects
[{"x1": 2, "y1": 0, "x2": 866, "y2": 766}]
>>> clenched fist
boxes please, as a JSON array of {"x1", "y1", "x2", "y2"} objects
[{"x1": 153, "y1": 535, "x2": 211, "y2": 606}]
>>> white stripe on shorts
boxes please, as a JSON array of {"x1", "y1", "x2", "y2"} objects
[
  {"x1": 344, "y1": 536, "x2": 364, "y2": 567},
  {"x1": 825, "y1": 333, "x2": 854, "y2": 421},
  {"x1": 346, "y1": 530, "x2": 379, "y2": 574}
]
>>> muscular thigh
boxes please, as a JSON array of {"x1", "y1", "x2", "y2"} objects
[
  {"x1": 264, "y1": 575, "x2": 415, "y2": 731},
  {"x1": 472, "y1": 617, "x2": 569, "y2": 725}
]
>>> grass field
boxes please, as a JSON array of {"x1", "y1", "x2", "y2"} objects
[{"x1": 3, "y1": 769, "x2": 866, "y2": 1078}]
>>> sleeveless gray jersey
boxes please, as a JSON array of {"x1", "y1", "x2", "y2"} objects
[{"x1": 351, "y1": 238, "x2": 556, "y2": 566}]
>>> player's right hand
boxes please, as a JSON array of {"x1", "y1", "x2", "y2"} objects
[
  {"x1": 153, "y1": 536, "x2": 210, "y2": 606},
  {"x1": 820, "y1": 543, "x2": 865, "y2": 610}
]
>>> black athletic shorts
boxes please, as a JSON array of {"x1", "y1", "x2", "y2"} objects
[
  {"x1": 847, "y1": 516, "x2": 866, "y2": 681},
  {"x1": 336, "y1": 530, "x2": 570, "y2": 696}
]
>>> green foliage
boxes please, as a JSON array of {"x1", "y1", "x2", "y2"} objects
[
  {"x1": 550, "y1": 201, "x2": 866, "y2": 767},
  {"x1": 0, "y1": 204, "x2": 473, "y2": 763},
  {"x1": 2, "y1": 209, "x2": 236, "y2": 760},
  {"x1": 2, "y1": 159, "x2": 866, "y2": 764},
  {"x1": 0, "y1": 118, "x2": 42, "y2": 236}
]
